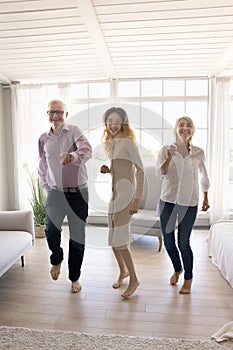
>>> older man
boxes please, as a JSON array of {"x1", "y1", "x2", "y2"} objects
[{"x1": 38, "y1": 99, "x2": 92, "y2": 293}]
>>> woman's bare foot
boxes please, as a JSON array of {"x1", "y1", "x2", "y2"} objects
[
  {"x1": 179, "y1": 279, "x2": 192, "y2": 294},
  {"x1": 170, "y1": 269, "x2": 183, "y2": 285},
  {"x1": 50, "y1": 263, "x2": 61, "y2": 281},
  {"x1": 71, "y1": 280, "x2": 82, "y2": 293},
  {"x1": 112, "y1": 271, "x2": 129, "y2": 289},
  {"x1": 121, "y1": 280, "x2": 140, "y2": 298}
]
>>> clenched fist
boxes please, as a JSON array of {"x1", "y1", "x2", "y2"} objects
[
  {"x1": 59, "y1": 153, "x2": 74, "y2": 165},
  {"x1": 100, "y1": 165, "x2": 110, "y2": 173}
]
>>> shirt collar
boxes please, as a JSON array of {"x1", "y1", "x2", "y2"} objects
[{"x1": 48, "y1": 122, "x2": 69, "y2": 136}]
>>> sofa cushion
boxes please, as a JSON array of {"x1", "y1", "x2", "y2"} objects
[
  {"x1": 0, "y1": 231, "x2": 32, "y2": 277},
  {"x1": 139, "y1": 167, "x2": 161, "y2": 211},
  {"x1": 131, "y1": 209, "x2": 160, "y2": 228}
]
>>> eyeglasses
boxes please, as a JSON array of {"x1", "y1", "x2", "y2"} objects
[{"x1": 47, "y1": 110, "x2": 65, "y2": 116}]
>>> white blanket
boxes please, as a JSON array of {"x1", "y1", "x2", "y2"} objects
[
  {"x1": 208, "y1": 220, "x2": 233, "y2": 288},
  {"x1": 211, "y1": 321, "x2": 233, "y2": 342}
]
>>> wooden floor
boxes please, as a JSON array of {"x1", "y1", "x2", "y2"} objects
[{"x1": 0, "y1": 226, "x2": 232, "y2": 340}]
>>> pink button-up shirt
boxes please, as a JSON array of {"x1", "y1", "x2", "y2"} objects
[
  {"x1": 157, "y1": 143, "x2": 210, "y2": 207},
  {"x1": 38, "y1": 123, "x2": 92, "y2": 191}
]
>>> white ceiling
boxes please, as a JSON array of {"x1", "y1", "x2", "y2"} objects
[{"x1": 1, "y1": 0, "x2": 233, "y2": 84}]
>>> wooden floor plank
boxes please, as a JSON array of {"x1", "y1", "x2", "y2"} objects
[{"x1": 0, "y1": 227, "x2": 232, "y2": 340}]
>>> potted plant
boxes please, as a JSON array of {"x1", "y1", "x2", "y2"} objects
[{"x1": 29, "y1": 174, "x2": 46, "y2": 238}]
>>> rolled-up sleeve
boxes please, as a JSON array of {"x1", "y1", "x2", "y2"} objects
[
  {"x1": 199, "y1": 159, "x2": 210, "y2": 192},
  {"x1": 71, "y1": 130, "x2": 92, "y2": 166},
  {"x1": 157, "y1": 146, "x2": 168, "y2": 175},
  {"x1": 38, "y1": 137, "x2": 49, "y2": 191}
]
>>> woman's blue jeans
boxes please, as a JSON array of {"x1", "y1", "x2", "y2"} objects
[
  {"x1": 159, "y1": 200, "x2": 197, "y2": 280},
  {"x1": 44, "y1": 187, "x2": 88, "y2": 282}
]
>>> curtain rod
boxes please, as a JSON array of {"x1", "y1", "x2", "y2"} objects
[{"x1": 1, "y1": 76, "x2": 213, "y2": 89}]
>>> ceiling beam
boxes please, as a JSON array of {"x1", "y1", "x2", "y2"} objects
[
  {"x1": 210, "y1": 38, "x2": 233, "y2": 76},
  {"x1": 73, "y1": 0, "x2": 117, "y2": 80}
]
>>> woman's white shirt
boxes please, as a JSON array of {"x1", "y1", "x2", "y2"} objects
[{"x1": 157, "y1": 144, "x2": 210, "y2": 207}]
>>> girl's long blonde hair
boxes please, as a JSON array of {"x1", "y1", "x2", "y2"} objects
[{"x1": 101, "y1": 107, "x2": 136, "y2": 156}]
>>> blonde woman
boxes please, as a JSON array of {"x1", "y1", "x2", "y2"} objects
[
  {"x1": 100, "y1": 107, "x2": 144, "y2": 298},
  {"x1": 158, "y1": 116, "x2": 210, "y2": 294}
]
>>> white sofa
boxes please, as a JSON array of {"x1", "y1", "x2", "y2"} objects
[
  {"x1": 131, "y1": 165, "x2": 163, "y2": 251},
  {"x1": 208, "y1": 220, "x2": 233, "y2": 288},
  {"x1": 0, "y1": 210, "x2": 35, "y2": 278}
]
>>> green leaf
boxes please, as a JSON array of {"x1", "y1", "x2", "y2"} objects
[{"x1": 28, "y1": 173, "x2": 46, "y2": 225}]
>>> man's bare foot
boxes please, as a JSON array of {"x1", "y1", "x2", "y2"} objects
[
  {"x1": 121, "y1": 280, "x2": 140, "y2": 298},
  {"x1": 71, "y1": 281, "x2": 82, "y2": 293},
  {"x1": 112, "y1": 271, "x2": 129, "y2": 289},
  {"x1": 50, "y1": 263, "x2": 61, "y2": 281},
  {"x1": 170, "y1": 269, "x2": 183, "y2": 285},
  {"x1": 179, "y1": 279, "x2": 192, "y2": 294}
]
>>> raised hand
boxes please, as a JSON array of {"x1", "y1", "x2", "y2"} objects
[{"x1": 100, "y1": 165, "x2": 110, "y2": 173}]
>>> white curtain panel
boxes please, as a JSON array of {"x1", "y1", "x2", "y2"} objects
[
  {"x1": 10, "y1": 83, "x2": 71, "y2": 210},
  {"x1": 57, "y1": 82, "x2": 71, "y2": 109},
  {"x1": 208, "y1": 77, "x2": 230, "y2": 223}
]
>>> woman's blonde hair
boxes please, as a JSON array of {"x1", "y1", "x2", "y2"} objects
[
  {"x1": 174, "y1": 116, "x2": 195, "y2": 147},
  {"x1": 101, "y1": 107, "x2": 136, "y2": 156}
]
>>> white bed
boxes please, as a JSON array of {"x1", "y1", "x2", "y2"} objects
[{"x1": 208, "y1": 220, "x2": 233, "y2": 288}]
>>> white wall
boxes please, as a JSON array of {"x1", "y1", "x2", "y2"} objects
[{"x1": 0, "y1": 85, "x2": 7, "y2": 209}]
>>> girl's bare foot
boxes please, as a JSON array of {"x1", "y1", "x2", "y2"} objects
[
  {"x1": 71, "y1": 280, "x2": 82, "y2": 293},
  {"x1": 112, "y1": 271, "x2": 129, "y2": 289},
  {"x1": 50, "y1": 263, "x2": 61, "y2": 281},
  {"x1": 179, "y1": 279, "x2": 192, "y2": 294},
  {"x1": 170, "y1": 269, "x2": 183, "y2": 285},
  {"x1": 121, "y1": 280, "x2": 140, "y2": 298}
]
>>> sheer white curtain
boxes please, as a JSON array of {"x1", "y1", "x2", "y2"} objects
[
  {"x1": 58, "y1": 82, "x2": 71, "y2": 109},
  {"x1": 10, "y1": 83, "x2": 71, "y2": 209},
  {"x1": 208, "y1": 77, "x2": 230, "y2": 223}
]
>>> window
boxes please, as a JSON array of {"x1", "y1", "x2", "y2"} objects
[
  {"x1": 89, "y1": 82, "x2": 110, "y2": 99},
  {"x1": 118, "y1": 81, "x2": 140, "y2": 97},
  {"x1": 141, "y1": 80, "x2": 162, "y2": 97},
  {"x1": 15, "y1": 79, "x2": 210, "y2": 213},
  {"x1": 68, "y1": 79, "x2": 209, "y2": 213},
  {"x1": 164, "y1": 80, "x2": 184, "y2": 96}
]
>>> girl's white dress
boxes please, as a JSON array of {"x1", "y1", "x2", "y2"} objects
[{"x1": 108, "y1": 138, "x2": 144, "y2": 249}]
